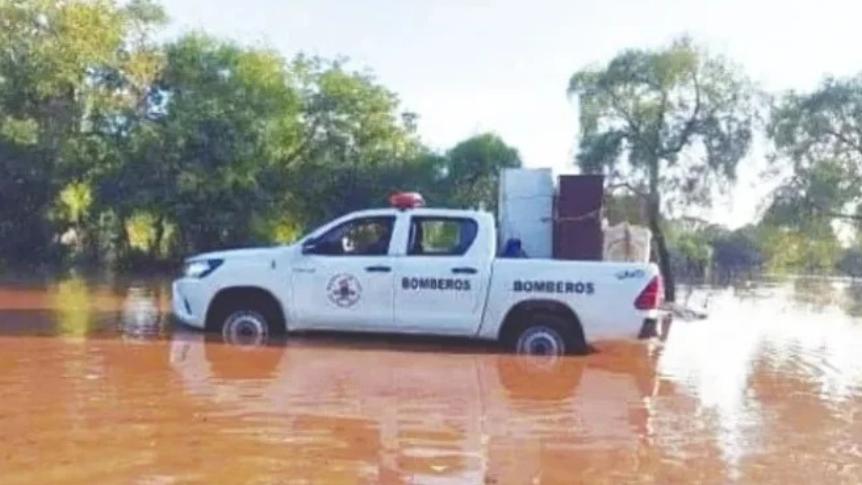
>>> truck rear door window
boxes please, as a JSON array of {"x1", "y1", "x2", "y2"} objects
[{"x1": 408, "y1": 217, "x2": 478, "y2": 256}]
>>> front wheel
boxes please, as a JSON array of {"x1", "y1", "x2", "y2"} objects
[
  {"x1": 220, "y1": 309, "x2": 274, "y2": 346},
  {"x1": 509, "y1": 314, "x2": 587, "y2": 356}
]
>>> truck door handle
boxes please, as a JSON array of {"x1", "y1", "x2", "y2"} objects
[
  {"x1": 365, "y1": 265, "x2": 391, "y2": 273},
  {"x1": 451, "y1": 267, "x2": 477, "y2": 275}
]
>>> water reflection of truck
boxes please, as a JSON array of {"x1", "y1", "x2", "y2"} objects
[
  {"x1": 173, "y1": 193, "x2": 664, "y2": 356},
  {"x1": 169, "y1": 331, "x2": 661, "y2": 483}
]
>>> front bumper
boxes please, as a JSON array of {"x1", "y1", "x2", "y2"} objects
[{"x1": 172, "y1": 279, "x2": 206, "y2": 329}]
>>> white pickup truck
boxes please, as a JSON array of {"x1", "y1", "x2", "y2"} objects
[{"x1": 172, "y1": 205, "x2": 664, "y2": 355}]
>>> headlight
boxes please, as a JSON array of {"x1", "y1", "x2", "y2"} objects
[{"x1": 183, "y1": 259, "x2": 223, "y2": 278}]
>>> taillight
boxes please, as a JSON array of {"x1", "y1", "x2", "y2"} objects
[{"x1": 634, "y1": 275, "x2": 663, "y2": 310}]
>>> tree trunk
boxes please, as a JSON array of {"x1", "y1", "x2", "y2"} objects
[
  {"x1": 151, "y1": 215, "x2": 165, "y2": 260},
  {"x1": 648, "y1": 206, "x2": 676, "y2": 302},
  {"x1": 116, "y1": 213, "x2": 131, "y2": 263},
  {"x1": 647, "y1": 161, "x2": 676, "y2": 302}
]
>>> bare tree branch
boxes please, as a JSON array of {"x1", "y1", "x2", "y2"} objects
[
  {"x1": 606, "y1": 182, "x2": 648, "y2": 199},
  {"x1": 661, "y1": 70, "x2": 702, "y2": 158},
  {"x1": 606, "y1": 88, "x2": 641, "y2": 138},
  {"x1": 826, "y1": 127, "x2": 862, "y2": 158},
  {"x1": 825, "y1": 211, "x2": 862, "y2": 221},
  {"x1": 283, "y1": 117, "x2": 323, "y2": 165},
  {"x1": 678, "y1": 215, "x2": 712, "y2": 226}
]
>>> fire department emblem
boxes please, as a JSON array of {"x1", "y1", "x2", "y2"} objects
[{"x1": 327, "y1": 273, "x2": 362, "y2": 308}]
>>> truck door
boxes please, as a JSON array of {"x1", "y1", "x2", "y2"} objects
[
  {"x1": 292, "y1": 215, "x2": 396, "y2": 330},
  {"x1": 393, "y1": 216, "x2": 490, "y2": 335}
]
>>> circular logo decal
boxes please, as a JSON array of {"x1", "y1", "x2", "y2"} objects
[{"x1": 327, "y1": 273, "x2": 362, "y2": 308}]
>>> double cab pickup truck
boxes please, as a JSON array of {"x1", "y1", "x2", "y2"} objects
[{"x1": 172, "y1": 205, "x2": 664, "y2": 355}]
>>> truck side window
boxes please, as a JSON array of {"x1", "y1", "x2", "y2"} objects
[
  {"x1": 408, "y1": 217, "x2": 478, "y2": 256},
  {"x1": 312, "y1": 216, "x2": 395, "y2": 256}
]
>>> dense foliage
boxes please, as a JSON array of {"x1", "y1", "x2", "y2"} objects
[
  {"x1": 568, "y1": 37, "x2": 756, "y2": 300},
  {"x1": 574, "y1": 38, "x2": 862, "y2": 288},
  {"x1": 0, "y1": 0, "x2": 520, "y2": 269},
  {"x1": 1, "y1": 1, "x2": 860, "y2": 282}
]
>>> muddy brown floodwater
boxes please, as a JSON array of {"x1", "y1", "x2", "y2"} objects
[{"x1": 1, "y1": 275, "x2": 862, "y2": 484}]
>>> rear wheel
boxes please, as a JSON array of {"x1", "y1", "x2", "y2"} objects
[{"x1": 508, "y1": 313, "x2": 587, "y2": 356}]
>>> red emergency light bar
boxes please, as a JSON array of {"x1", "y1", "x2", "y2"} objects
[{"x1": 389, "y1": 192, "x2": 425, "y2": 210}]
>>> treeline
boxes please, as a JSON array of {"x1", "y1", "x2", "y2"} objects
[
  {"x1": 666, "y1": 222, "x2": 862, "y2": 281},
  {"x1": 3, "y1": 1, "x2": 862, "y2": 287},
  {"x1": 0, "y1": 0, "x2": 520, "y2": 269},
  {"x1": 607, "y1": 196, "x2": 862, "y2": 281},
  {"x1": 569, "y1": 38, "x2": 862, "y2": 296}
]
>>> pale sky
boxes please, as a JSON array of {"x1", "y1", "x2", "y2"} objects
[{"x1": 160, "y1": 0, "x2": 862, "y2": 227}]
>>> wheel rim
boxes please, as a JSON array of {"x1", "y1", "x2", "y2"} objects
[
  {"x1": 222, "y1": 311, "x2": 269, "y2": 346},
  {"x1": 516, "y1": 325, "x2": 566, "y2": 357}
]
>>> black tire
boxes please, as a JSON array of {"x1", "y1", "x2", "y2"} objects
[
  {"x1": 506, "y1": 313, "x2": 588, "y2": 356},
  {"x1": 208, "y1": 296, "x2": 284, "y2": 345}
]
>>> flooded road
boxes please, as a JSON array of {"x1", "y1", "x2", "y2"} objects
[{"x1": 1, "y1": 275, "x2": 861, "y2": 483}]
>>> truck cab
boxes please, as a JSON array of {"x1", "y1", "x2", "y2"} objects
[
  {"x1": 293, "y1": 207, "x2": 495, "y2": 336},
  {"x1": 172, "y1": 205, "x2": 664, "y2": 355}
]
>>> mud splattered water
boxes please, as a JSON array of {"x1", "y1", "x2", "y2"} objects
[{"x1": 1, "y1": 276, "x2": 862, "y2": 484}]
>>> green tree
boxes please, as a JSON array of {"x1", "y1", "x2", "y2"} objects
[
  {"x1": 663, "y1": 220, "x2": 707, "y2": 279},
  {"x1": 0, "y1": 0, "x2": 165, "y2": 262},
  {"x1": 604, "y1": 192, "x2": 647, "y2": 226},
  {"x1": 837, "y1": 247, "x2": 862, "y2": 278},
  {"x1": 757, "y1": 223, "x2": 839, "y2": 274},
  {"x1": 710, "y1": 225, "x2": 763, "y2": 279},
  {"x1": 760, "y1": 161, "x2": 848, "y2": 276},
  {"x1": 568, "y1": 37, "x2": 755, "y2": 301},
  {"x1": 0, "y1": 0, "x2": 527, "y2": 267},
  {"x1": 769, "y1": 76, "x2": 862, "y2": 222},
  {"x1": 285, "y1": 57, "x2": 425, "y2": 226},
  {"x1": 114, "y1": 33, "x2": 303, "y2": 253},
  {"x1": 667, "y1": 228, "x2": 712, "y2": 279},
  {"x1": 443, "y1": 133, "x2": 522, "y2": 213},
  {"x1": 767, "y1": 76, "x2": 862, "y2": 276}
]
